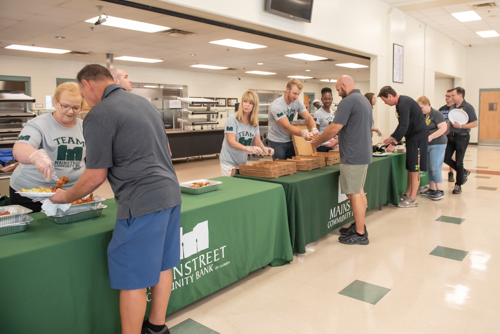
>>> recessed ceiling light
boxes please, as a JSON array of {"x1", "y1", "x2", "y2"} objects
[
  {"x1": 210, "y1": 39, "x2": 267, "y2": 50},
  {"x1": 285, "y1": 53, "x2": 327, "y2": 61},
  {"x1": 115, "y1": 56, "x2": 163, "y2": 63},
  {"x1": 287, "y1": 75, "x2": 313, "y2": 79},
  {"x1": 257, "y1": 63, "x2": 264, "y2": 65},
  {"x1": 476, "y1": 30, "x2": 499, "y2": 38},
  {"x1": 451, "y1": 11, "x2": 482, "y2": 22},
  {"x1": 191, "y1": 64, "x2": 228, "y2": 70},
  {"x1": 55, "y1": 36, "x2": 65, "y2": 39},
  {"x1": 5, "y1": 44, "x2": 70, "y2": 54},
  {"x1": 305, "y1": 69, "x2": 311, "y2": 72},
  {"x1": 245, "y1": 71, "x2": 276, "y2": 75},
  {"x1": 320, "y1": 79, "x2": 337, "y2": 82},
  {"x1": 190, "y1": 54, "x2": 196, "y2": 56},
  {"x1": 85, "y1": 16, "x2": 170, "y2": 33},
  {"x1": 335, "y1": 63, "x2": 369, "y2": 69}
]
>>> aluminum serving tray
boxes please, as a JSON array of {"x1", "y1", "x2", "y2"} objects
[
  {"x1": 46, "y1": 204, "x2": 107, "y2": 224},
  {"x1": 0, "y1": 216, "x2": 34, "y2": 236},
  {"x1": 179, "y1": 179, "x2": 222, "y2": 195},
  {"x1": 0, "y1": 205, "x2": 33, "y2": 226},
  {"x1": 54, "y1": 195, "x2": 106, "y2": 216}
]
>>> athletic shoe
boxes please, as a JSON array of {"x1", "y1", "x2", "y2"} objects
[
  {"x1": 452, "y1": 184, "x2": 462, "y2": 194},
  {"x1": 339, "y1": 223, "x2": 368, "y2": 236},
  {"x1": 142, "y1": 321, "x2": 170, "y2": 334},
  {"x1": 339, "y1": 222, "x2": 355, "y2": 235},
  {"x1": 463, "y1": 169, "x2": 471, "y2": 185},
  {"x1": 431, "y1": 190, "x2": 445, "y2": 201},
  {"x1": 397, "y1": 198, "x2": 418, "y2": 208},
  {"x1": 448, "y1": 172, "x2": 454, "y2": 182},
  {"x1": 420, "y1": 189, "x2": 436, "y2": 197},
  {"x1": 339, "y1": 232, "x2": 369, "y2": 245},
  {"x1": 399, "y1": 193, "x2": 410, "y2": 203}
]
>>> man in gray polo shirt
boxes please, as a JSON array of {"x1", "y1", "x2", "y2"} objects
[
  {"x1": 52, "y1": 64, "x2": 181, "y2": 334},
  {"x1": 444, "y1": 87, "x2": 478, "y2": 194},
  {"x1": 268, "y1": 78, "x2": 318, "y2": 160},
  {"x1": 312, "y1": 75, "x2": 372, "y2": 245}
]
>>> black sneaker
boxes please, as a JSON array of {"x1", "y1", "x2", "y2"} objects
[
  {"x1": 452, "y1": 184, "x2": 462, "y2": 194},
  {"x1": 431, "y1": 190, "x2": 445, "y2": 201},
  {"x1": 339, "y1": 223, "x2": 368, "y2": 236},
  {"x1": 448, "y1": 172, "x2": 454, "y2": 182},
  {"x1": 339, "y1": 232, "x2": 369, "y2": 245},
  {"x1": 420, "y1": 189, "x2": 436, "y2": 197},
  {"x1": 142, "y1": 321, "x2": 170, "y2": 334},
  {"x1": 463, "y1": 169, "x2": 470, "y2": 184}
]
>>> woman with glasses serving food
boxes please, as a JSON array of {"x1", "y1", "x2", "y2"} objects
[{"x1": 9, "y1": 82, "x2": 86, "y2": 211}]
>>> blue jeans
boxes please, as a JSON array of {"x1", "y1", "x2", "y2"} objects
[
  {"x1": 268, "y1": 140, "x2": 295, "y2": 160},
  {"x1": 427, "y1": 144, "x2": 446, "y2": 183}
]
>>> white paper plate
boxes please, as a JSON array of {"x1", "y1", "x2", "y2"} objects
[
  {"x1": 373, "y1": 152, "x2": 392, "y2": 157},
  {"x1": 16, "y1": 191, "x2": 55, "y2": 199},
  {"x1": 448, "y1": 109, "x2": 469, "y2": 125}
]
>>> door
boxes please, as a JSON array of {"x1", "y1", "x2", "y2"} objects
[{"x1": 479, "y1": 89, "x2": 500, "y2": 145}]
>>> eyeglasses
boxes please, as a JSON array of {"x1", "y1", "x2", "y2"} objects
[
  {"x1": 445, "y1": 95, "x2": 452, "y2": 98},
  {"x1": 58, "y1": 100, "x2": 82, "y2": 112}
]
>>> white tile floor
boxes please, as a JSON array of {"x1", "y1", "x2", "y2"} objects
[{"x1": 98, "y1": 146, "x2": 500, "y2": 333}]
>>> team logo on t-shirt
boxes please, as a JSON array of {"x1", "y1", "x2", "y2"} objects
[
  {"x1": 237, "y1": 131, "x2": 255, "y2": 146},
  {"x1": 226, "y1": 126, "x2": 233, "y2": 131},
  {"x1": 54, "y1": 136, "x2": 85, "y2": 170},
  {"x1": 17, "y1": 135, "x2": 30, "y2": 141}
]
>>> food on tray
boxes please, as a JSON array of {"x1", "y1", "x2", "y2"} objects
[
  {"x1": 251, "y1": 162, "x2": 276, "y2": 168},
  {"x1": 71, "y1": 193, "x2": 95, "y2": 205},
  {"x1": 56, "y1": 176, "x2": 69, "y2": 189},
  {"x1": 20, "y1": 187, "x2": 54, "y2": 193},
  {"x1": 0, "y1": 211, "x2": 11, "y2": 216},
  {"x1": 372, "y1": 143, "x2": 387, "y2": 154},
  {"x1": 191, "y1": 182, "x2": 211, "y2": 189}
]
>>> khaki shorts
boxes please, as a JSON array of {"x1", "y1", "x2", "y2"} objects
[{"x1": 340, "y1": 163, "x2": 368, "y2": 195}]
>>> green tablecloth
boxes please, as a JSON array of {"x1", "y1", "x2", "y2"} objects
[
  {"x1": 236, "y1": 153, "x2": 408, "y2": 254},
  {"x1": 0, "y1": 177, "x2": 292, "y2": 333}
]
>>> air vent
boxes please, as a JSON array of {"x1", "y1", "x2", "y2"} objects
[
  {"x1": 472, "y1": 2, "x2": 497, "y2": 8},
  {"x1": 68, "y1": 51, "x2": 92, "y2": 55},
  {"x1": 161, "y1": 29, "x2": 195, "y2": 37},
  {"x1": 224, "y1": 68, "x2": 238, "y2": 71},
  {"x1": 318, "y1": 58, "x2": 335, "y2": 62}
]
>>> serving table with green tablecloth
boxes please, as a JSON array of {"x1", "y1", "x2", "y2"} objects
[
  {"x1": 0, "y1": 177, "x2": 293, "y2": 333},
  {"x1": 236, "y1": 153, "x2": 408, "y2": 254}
]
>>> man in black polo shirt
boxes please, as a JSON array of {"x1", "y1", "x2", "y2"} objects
[
  {"x1": 444, "y1": 87, "x2": 478, "y2": 194},
  {"x1": 378, "y1": 86, "x2": 429, "y2": 208},
  {"x1": 439, "y1": 89, "x2": 455, "y2": 182}
]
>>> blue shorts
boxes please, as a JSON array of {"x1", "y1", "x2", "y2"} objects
[{"x1": 107, "y1": 205, "x2": 181, "y2": 290}]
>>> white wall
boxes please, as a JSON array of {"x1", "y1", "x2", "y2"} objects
[
  {"x1": 464, "y1": 44, "x2": 500, "y2": 143},
  {"x1": 434, "y1": 78, "x2": 453, "y2": 109}
]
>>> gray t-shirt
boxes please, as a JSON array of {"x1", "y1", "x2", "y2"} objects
[
  {"x1": 220, "y1": 113, "x2": 260, "y2": 167},
  {"x1": 84, "y1": 84, "x2": 181, "y2": 219},
  {"x1": 10, "y1": 113, "x2": 86, "y2": 191},
  {"x1": 426, "y1": 109, "x2": 447, "y2": 146},
  {"x1": 332, "y1": 89, "x2": 373, "y2": 165},
  {"x1": 314, "y1": 107, "x2": 335, "y2": 134},
  {"x1": 450, "y1": 99, "x2": 477, "y2": 134},
  {"x1": 268, "y1": 95, "x2": 307, "y2": 142}
]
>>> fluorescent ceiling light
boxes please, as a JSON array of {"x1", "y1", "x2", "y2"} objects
[
  {"x1": 287, "y1": 75, "x2": 313, "y2": 79},
  {"x1": 335, "y1": 63, "x2": 368, "y2": 69},
  {"x1": 320, "y1": 79, "x2": 337, "y2": 82},
  {"x1": 144, "y1": 85, "x2": 159, "y2": 88},
  {"x1": 451, "y1": 11, "x2": 481, "y2": 22},
  {"x1": 257, "y1": 63, "x2": 264, "y2": 65},
  {"x1": 476, "y1": 30, "x2": 499, "y2": 38},
  {"x1": 190, "y1": 64, "x2": 228, "y2": 70},
  {"x1": 85, "y1": 16, "x2": 170, "y2": 33},
  {"x1": 245, "y1": 71, "x2": 276, "y2": 75},
  {"x1": 5, "y1": 44, "x2": 70, "y2": 54},
  {"x1": 115, "y1": 56, "x2": 163, "y2": 63},
  {"x1": 210, "y1": 39, "x2": 267, "y2": 50},
  {"x1": 285, "y1": 53, "x2": 327, "y2": 61}
]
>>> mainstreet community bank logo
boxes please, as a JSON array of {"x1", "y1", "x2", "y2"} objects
[
  {"x1": 327, "y1": 183, "x2": 352, "y2": 228},
  {"x1": 172, "y1": 220, "x2": 230, "y2": 291}
]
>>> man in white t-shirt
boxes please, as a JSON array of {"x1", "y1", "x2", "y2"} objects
[{"x1": 268, "y1": 79, "x2": 318, "y2": 160}]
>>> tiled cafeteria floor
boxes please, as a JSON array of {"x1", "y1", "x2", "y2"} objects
[{"x1": 98, "y1": 145, "x2": 500, "y2": 334}]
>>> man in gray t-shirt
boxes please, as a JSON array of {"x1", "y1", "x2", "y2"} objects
[
  {"x1": 267, "y1": 79, "x2": 318, "y2": 160},
  {"x1": 312, "y1": 75, "x2": 372, "y2": 246},
  {"x1": 51, "y1": 65, "x2": 181, "y2": 334}
]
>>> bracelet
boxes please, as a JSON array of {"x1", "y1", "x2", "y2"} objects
[
  {"x1": 459, "y1": 124, "x2": 462, "y2": 129},
  {"x1": 430, "y1": 135, "x2": 434, "y2": 139}
]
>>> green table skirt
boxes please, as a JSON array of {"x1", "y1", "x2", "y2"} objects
[{"x1": 0, "y1": 177, "x2": 292, "y2": 333}]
